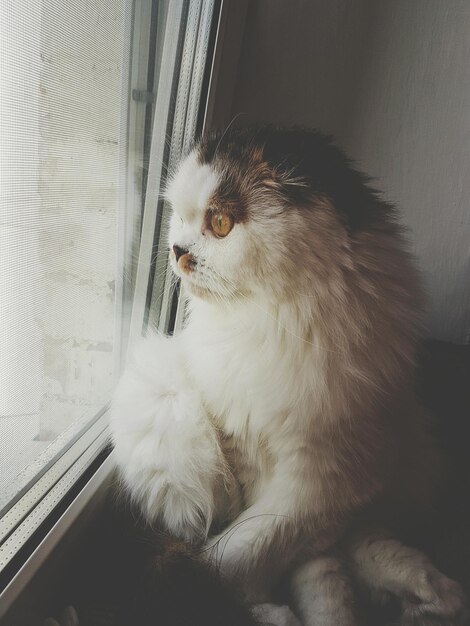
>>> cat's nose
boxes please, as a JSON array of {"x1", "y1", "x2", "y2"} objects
[{"x1": 173, "y1": 244, "x2": 189, "y2": 262}]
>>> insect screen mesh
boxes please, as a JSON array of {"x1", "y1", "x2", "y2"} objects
[{"x1": 0, "y1": 0, "x2": 130, "y2": 509}]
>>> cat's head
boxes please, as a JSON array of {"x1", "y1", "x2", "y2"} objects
[{"x1": 166, "y1": 126, "x2": 384, "y2": 304}]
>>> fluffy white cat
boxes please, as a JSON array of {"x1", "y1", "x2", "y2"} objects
[{"x1": 110, "y1": 128, "x2": 466, "y2": 625}]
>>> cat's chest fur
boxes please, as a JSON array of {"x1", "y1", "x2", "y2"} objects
[{"x1": 184, "y1": 299, "x2": 328, "y2": 496}]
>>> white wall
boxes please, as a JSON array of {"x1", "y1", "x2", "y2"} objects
[
  {"x1": 233, "y1": 0, "x2": 375, "y2": 137},
  {"x1": 232, "y1": 0, "x2": 470, "y2": 344}
]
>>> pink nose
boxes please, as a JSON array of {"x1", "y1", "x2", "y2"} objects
[{"x1": 173, "y1": 244, "x2": 188, "y2": 262}]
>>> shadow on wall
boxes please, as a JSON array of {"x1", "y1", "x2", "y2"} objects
[{"x1": 232, "y1": 0, "x2": 470, "y2": 344}]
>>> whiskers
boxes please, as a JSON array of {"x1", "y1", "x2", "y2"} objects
[
  {"x1": 206, "y1": 267, "x2": 344, "y2": 356},
  {"x1": 127, "y1": 234, "x2": 343, "y2": 356},
  {"x1": 194, "y1": 513, "x2": 294, "y2": 575},
  {"x1": 212, "y1": 112, "x2": 247, "y2": 159},
  {"x1": 183, "y1": 261, "x2": 240, "y2": 305}
]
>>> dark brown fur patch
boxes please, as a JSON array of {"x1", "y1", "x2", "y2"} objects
[
  {"x1": 197, "y1": 126, "x2": 393, "y2": 230},
  {"x1": 198, "y1": 134, "x2": 286, "y2": 225}
]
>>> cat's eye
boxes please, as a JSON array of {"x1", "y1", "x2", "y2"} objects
[{"x1": 210, "y1": 210, "x2": 233, "y2": 237}]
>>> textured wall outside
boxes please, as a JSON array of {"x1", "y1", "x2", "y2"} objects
[
  {"x1": 37, "y1": 0, "x2": 122, "y2": 439},
  {"x1": 0, "y1": 0, "x2": 123, "y2": 492}
]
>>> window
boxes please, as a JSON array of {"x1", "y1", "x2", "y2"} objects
[{"x1": 0, "y1": 0, "x2": 219, "y2": 594}]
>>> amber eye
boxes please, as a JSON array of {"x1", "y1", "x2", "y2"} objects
[{"x1": 210, "y1": 210, "x2": 233, "y2": 237}]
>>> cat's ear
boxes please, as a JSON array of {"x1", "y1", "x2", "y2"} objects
[
  {"x1": 262, "y1": 175, "x2": 283, "y2": 190},
  {"x1": 262, "y1": 165, "x2": 308, "y2": 200},
  {"x1": 249, "y1": 153, "x2": 287, "y2": 191},
  {"x1": 250, "y1": 144, "x2": 265, "y2": 163},
  {"x1": 278, "y1": 168, "x2": 309, "y2": 191}
]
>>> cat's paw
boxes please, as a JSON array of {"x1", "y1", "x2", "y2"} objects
[
  {"x1": 400, "y1": 571, "x2": 468, "y2": 626},
  {"x1": 252, "y1": 603, "x2": 302, "y2": 626},
  {"x1": 110, "y1": 333, "x2": 227, "y2": 541}
]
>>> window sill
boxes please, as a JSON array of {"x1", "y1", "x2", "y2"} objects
[{"x1": 0, "y1": 451, "x2": 116, "y2": 624}]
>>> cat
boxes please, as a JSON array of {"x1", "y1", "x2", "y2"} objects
[{"x1": 110, "y1": 127, "x2": 467, "y2": 625}]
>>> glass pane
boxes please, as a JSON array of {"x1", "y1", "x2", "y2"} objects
[
  {"x1": 0, "y1": 0, "x2": 141, "y2": 512},
  {"x1": 0, "y1": 0, "x2": 217, "y2": 568}
]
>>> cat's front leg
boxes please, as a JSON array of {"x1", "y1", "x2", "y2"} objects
[
  {"x1": 110, "y1": 333, "x2": 234, "y2": 543},
  {"x1": 202, "y1": 447, "x2": 350, "y2": 596}
]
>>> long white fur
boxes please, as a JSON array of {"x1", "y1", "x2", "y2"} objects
[
  {"x1": 111, "y1": 332, "x2": 234, "y2": 541},
  {"x1": 110, "y1": 148, "x2": 466, "y2": 624},
  {"x1": 111, "y1": 153, "x2": 348, "y2": 579}
]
